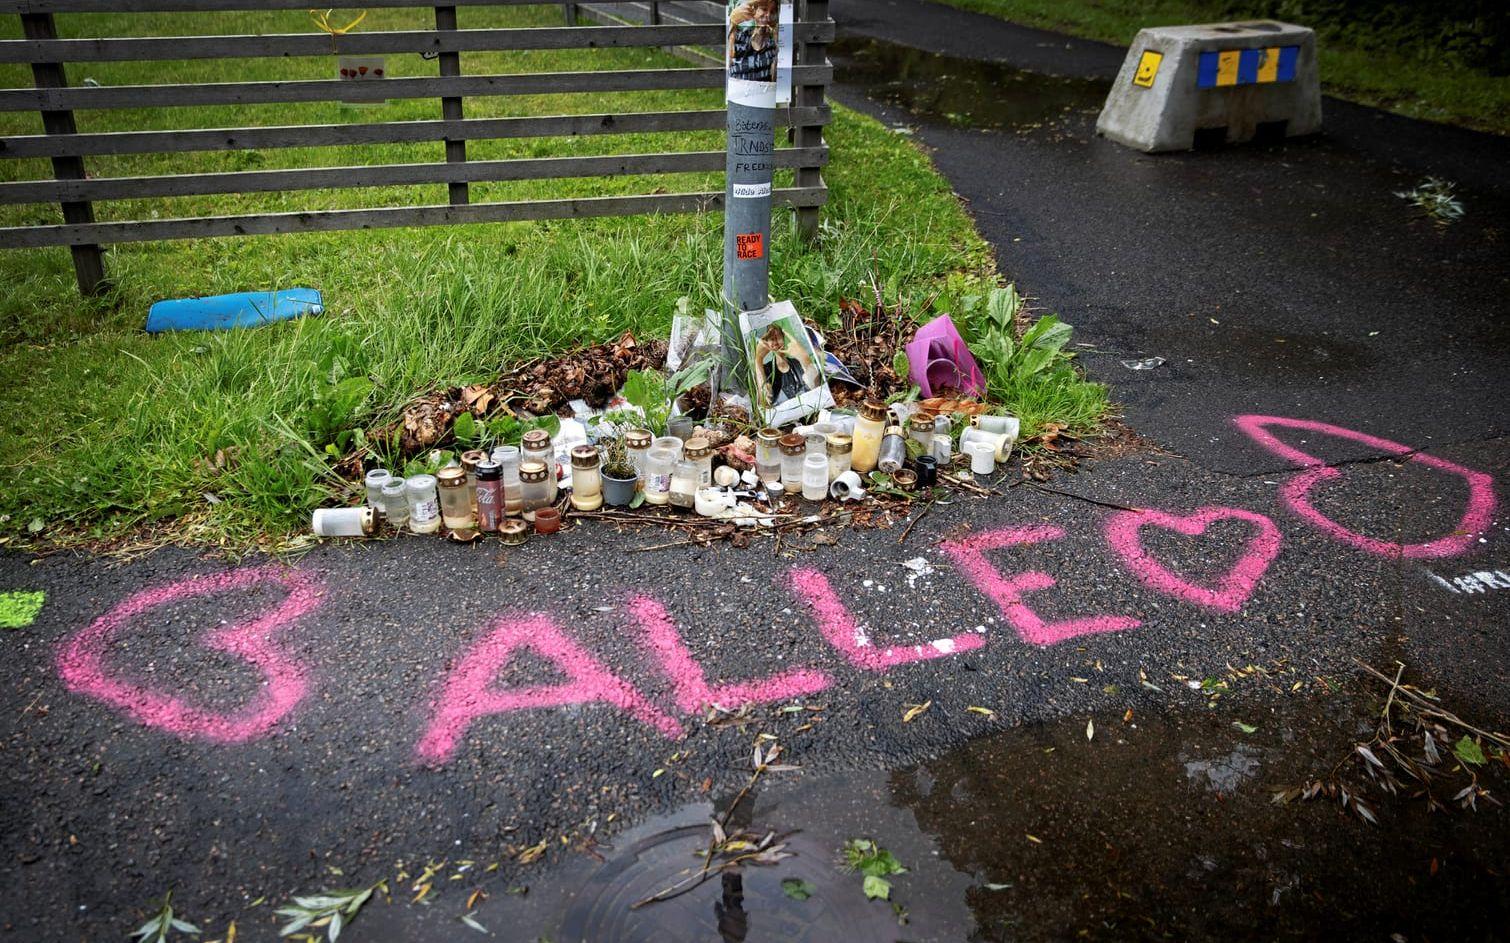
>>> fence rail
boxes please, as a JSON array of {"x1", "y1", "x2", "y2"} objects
[{"x1": 0, "y1": 0, "x2": 832, "y2": 295}]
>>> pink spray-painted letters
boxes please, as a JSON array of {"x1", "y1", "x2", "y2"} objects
[
  {"x1": 1235, "y1": 415, "x2": 1496, "y2": 559},
  {"x1": 788, "y1": 568, "x2": 986, "y2": 669},
  {"x1": 941, "y1": 525, "x2": 1141, "y2": 646},
  {"x1": 627, "y1": 595, "x2": 831, "y2": 712},
  {"x1": 415, "y1": 614, "x2": 683, "y2": 764},
  {"x1": 1105, "y1": 506, "x2": 1283, "y2": 613},
  {"x1": 56, "y1": 564, "x2": 321, "y2": 743}
]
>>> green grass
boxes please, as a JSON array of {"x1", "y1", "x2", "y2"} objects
[
  {"x1": 0, "y1": 6, "x2": 1106, "y2": 548},
  {"x1": 929, "y1": 0, "x2": 1510, "y2": 135}
]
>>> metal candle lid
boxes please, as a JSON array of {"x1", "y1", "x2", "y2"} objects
[
  {"x1": 570, "y1": 445, "x2": 600, "y2": 468},
  {"x1": 518, "y1": 460, "x2": 549, "y2": 483},
  {"x1": 778, "y1": 433, "x2": 806, "y2": 455},
  {"x1": 625, "y1": 429, "x2": 652, "y2": 449},
  {"x1": 521, "y1": 429, "x2": 551, "y2": 450},
  {"x1": 460, "y1": 449, "x2": 486, "y2": 473},
  {"x1": 498, "y1": 520, "x2": 528, "y2": 544},
  {"x1": 826, "y1": 434, "x2": 853, "y2": 455},
  {"x1": 859, "y1": 400, "x2": 887, "y2": 422},
  {"x1": 683, "y1": 436, "x2": 713, "y2": 459},
  {"x1": 436, "y1": 466, "x2": 467, "y2": 488}
]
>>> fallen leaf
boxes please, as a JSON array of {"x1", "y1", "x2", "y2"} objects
[
  {"x1": 901, "y1": 701, "x2": 932, "y2": 723},
  {"x1": 1086, "y1": 719, "x2": 1095, "y2": 741},
  {"x1": 782, "y1": 878, "x2": 815, "y2": 901},
  {"x1": 1025, "y1": 834, "x2": 1042, "y2": 844},
  {"x1": 1233, "y1": 721, "x2": 1258, "y2": 734},
  {"x1": 967, "y1": 706, "x2": 997, "y2": 719}
]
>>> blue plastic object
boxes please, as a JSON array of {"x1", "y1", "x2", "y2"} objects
[{"x1": 145, "y1": 288, "x2": 323, "y2": 333}]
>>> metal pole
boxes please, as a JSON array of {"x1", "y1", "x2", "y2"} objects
[{"x1": 721, "y1": 1, "x2": 779, "y2": 385}]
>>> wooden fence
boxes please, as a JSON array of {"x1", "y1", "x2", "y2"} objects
[{"x1": 0, "y1": 0, "x2": 833, "y2": 294}]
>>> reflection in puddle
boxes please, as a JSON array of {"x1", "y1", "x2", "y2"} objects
[
  {"x1": 454, "y1": 694, "x2": 1506, "y2": 941},
  {"x1": 830, "y1": 35, "x2": 1109, "y2": 131}
]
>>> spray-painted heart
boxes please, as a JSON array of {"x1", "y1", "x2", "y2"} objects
[{"x1": 1106, "y1": 506, "x2": 1282, "y2": 613}]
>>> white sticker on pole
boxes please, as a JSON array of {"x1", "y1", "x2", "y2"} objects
[
  {"x1": 732, "y1": 182, "x2": 772, "y2": 199},
  {"x1": 775, "y1": 1, "x2": 795, "y2": 106}
]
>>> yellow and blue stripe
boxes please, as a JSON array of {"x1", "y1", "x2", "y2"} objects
[{"x1": 1196, "y1": 46, "x2": 1298, "y2": 88}]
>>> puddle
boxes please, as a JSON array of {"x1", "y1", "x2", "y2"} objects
[
  {"x1": 830, "y1": 35, "x2": 1109, "y2": 131},
  {"x1": 378, "y1": 691, "x2": 1507, "y2": 941}
]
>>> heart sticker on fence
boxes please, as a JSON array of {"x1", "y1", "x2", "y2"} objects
[{"x1": 1105, "y1": 506, "x2": 1282, "y2": 613}]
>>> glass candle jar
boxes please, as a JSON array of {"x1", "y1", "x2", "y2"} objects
[
  {"x1": 475, "y1": 460, "x2": 503, "y2": 532},
  {"x1": 683, "y1": 436, "x2": 713, "y2": 486},
  {"x1": 460, "y1": 449, "x2": 485, "y2": 512},
  {"x1": 625, "y1": 429, "x2": 653, "y2": 481},
  {"x1": 667, "y1": 415, "x2": 695, "y2": 441},
  {"x1": 521, "y1": 429, "x2": 557, "y2": 502},
  {"x1": 851, "y1": 400, "x2": 887, "y2": 474},
  {"x1": 570, "y1": 445, "x2": 603, "y2": 511},
  {"x1": 878, "y1": 425, "x2": 908, "y2": 473},
  {"x1": 779, "y1": 433, "x2": 806, "y2": 493},
  {"x1": 909, "y1": 413, "x2": 935, "y2": 450},
  {"x1": 755, "y1": 428, "x2": 782, "y2": 485},
  {"x1": 518, "y1": 460, "x2": 552, "y2": 522},
  {"x1": 493, "y1": 445, "x2": 523, "y2": 517},
  {"x1": 643, "y1": 447, "x2": 675, "y2": 505},
  {"x1": 802, "y1": 453, "x2": 829, "y2": 501},
  {"x1": 364, "y1": 468, "x2": 391, "y2": 510},
  {"x1": 437, "y1": 466, "x2": 474, "y2": 532},
  {"x1": 669, "y1": 459, "x2": 698, "y2": 509},
  {"x1": 380, "y1": 478, "x2": 409, "y2": 530},
  {"x1": 405, "y1": 474, "x2": 441, "y2": 534},
  {"x1": 826, "y1": 434, "x2": 853, "y2": 481}
]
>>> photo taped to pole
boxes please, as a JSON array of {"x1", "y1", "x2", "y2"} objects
[{"x1": 724, "y1": 0, "x2": 779, "y2": 315}]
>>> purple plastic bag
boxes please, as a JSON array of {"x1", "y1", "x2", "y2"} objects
[{"x1": 904, "y1": 315, "x2": 985, "y2": 398}]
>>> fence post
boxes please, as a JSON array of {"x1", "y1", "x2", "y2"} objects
[
  {"x1": 562, "y1": 2, "x2": 578, "y2": 26},
  {"x1": 793, "y1": 0, "x2": 828, "y2": 242},
  {"x1": 20, "y1": 12, "x2": 106, "y2": 295},
  {"x1": 433, "y1": 5, "x2": 468, "y2": 205}
]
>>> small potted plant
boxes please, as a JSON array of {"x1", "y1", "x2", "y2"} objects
[{"x1": 600, "y1": 431, "x2": 639, "y2": 507}]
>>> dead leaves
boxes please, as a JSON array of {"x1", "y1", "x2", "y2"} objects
[{"x1": 901, "y1": 701, "x2": 931, "y2": 723}]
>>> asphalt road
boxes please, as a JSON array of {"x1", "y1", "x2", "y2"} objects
[{"x1": 2, "y1": 4, "x2": 1509, "y2": 940}]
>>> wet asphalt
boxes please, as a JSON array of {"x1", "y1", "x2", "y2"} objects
[{"x1": 3, "y1": 3, "x2": 1509, "y2": 940}]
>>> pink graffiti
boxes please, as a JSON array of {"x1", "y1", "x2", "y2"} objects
[
  {"x1": 1105, "y1": 506, "x2": 1282, "y2": 613},
  {"x1": 56, "y1": 565, "x2": 320, "y2": 743},
  {"x1": 941, "y1": 526, "x2": 1141, "y2": 646},
  {"x1": 415, "y1": 614, "x2": 682, "y2": 764},
  {"x1": 627, "y1": 595, "x2": 831, "y2": 712},
  {"x1": 788, "y1": 568, "x2": 985, "y2": 670},
  {"x1": 1234, "y1": 415, "x2": 1496, "y2": 559}
]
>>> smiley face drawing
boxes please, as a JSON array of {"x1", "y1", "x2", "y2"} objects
[{"x1": 1132, "y1": 50, "x2": 1163, "y2": 88}]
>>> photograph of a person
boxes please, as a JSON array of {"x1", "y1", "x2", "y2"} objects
[
  {"x1": 726, "y1": 0, "x2": 779, "y2": 82},
  {"x1": 739, "y1": 301, "x2": 833, "y2": 425}
]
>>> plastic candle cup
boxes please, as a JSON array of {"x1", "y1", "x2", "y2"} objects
[
  {"x1": 643, "y1": 447, "x2": 675, "y2": 505},
  {"x1": 436, "y1": 466, "x2": 475, "y2": 533},
  {"x1": 779, "y1": 433, "x2": 807, "y2": 493},
  {"x1": 570, "y1": 445, "x2": 603, "y2": 511},
  {"x1": 802, "y1": 454, "x2": 829, "y2": 501},
  {"x1": 850, "y1": 400, "x2": 887, "y2": 473},
  {"x1": 364, "y1": 468, "x2": 391, "y2": 510},
  {"x1": 379, "y1": 478, "x2": 409, "y2": 530},
  {"x1": 755, "y1": 428, "x2": 782, "y2": 485},
  {"x1": 405, "y1": 474, "x2": 441, "y2": 534}
]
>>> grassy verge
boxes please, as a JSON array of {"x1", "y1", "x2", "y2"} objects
[
  {"x1": 929, "y1": 0, "x2": 1510, "y2": 135},
  {"x1": 0, "y1": 6, "x2": 1105, "y2": 549}
]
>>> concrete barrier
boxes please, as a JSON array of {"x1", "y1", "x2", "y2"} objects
[{"x1": 1097, "y1": 21, "x2": 1321, "y2": 152}]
